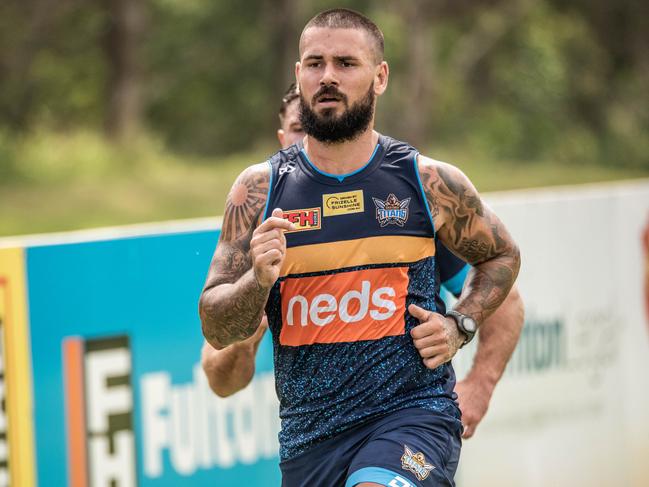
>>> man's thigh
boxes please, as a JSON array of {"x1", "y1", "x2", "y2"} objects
[
  {"x1": 280, "y1": 409, "x2": 461, "y2": 487},
  {"x1": 345, "y1": 414, "x2": 462, "y2": 487},
  {"x1": 280, "y1": 425, "x2": 367, "y2": 487}
]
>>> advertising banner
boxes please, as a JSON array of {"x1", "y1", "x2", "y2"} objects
[
  {"x1": 14, "y1": 229, "x2": 281, "y2": 486},
  {"x1": 455, "y1": 181, "x2": 649, "y2": 486}
]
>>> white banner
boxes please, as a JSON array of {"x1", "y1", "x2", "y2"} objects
[{"x1": 455, "y1": 180, "x2": 649, "y2": 487}]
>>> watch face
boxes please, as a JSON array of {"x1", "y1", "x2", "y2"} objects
[{"x1": 463, "y1": 316, "x2": 477, "y2": 333}]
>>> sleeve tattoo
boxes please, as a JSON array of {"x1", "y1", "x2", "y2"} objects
[
  {"x1": 199, "y1": 165, "x2": 271, "y2": 347},
  {"x1": 419, "y1": 160, "x2": 521, "y2": 323}
]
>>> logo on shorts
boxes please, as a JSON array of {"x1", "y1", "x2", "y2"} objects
[
  {"x1": 401, "y1": 444, "x2": 434, "y2": 481},
  {"x1": 282, "y1": 207, "x2": 321, "y2": 232},
  {"x1": 323, "y1": 190, "x2": 364, "y2": 217},
  {"x1": 373, "y1": 194, "x2": 410, "y2": 227}
]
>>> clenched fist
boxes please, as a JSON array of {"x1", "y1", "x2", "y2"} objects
[
  {"x1": 250, "y1": 208, "x2": 294, "y2": 288},
  {"x1": 409, "y1": 303, "x2": 465, "y2": 370}
]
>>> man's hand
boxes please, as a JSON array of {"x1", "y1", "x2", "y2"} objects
[
  {"x1": 455, "y1": 376, "x2": 492, "y2": 439},
  {"x1": 250, "y1": 208, "x2": 294, "y2": 288},
  {"x1": 409, "y1": 304, "x2": 465, "y2": 369}
]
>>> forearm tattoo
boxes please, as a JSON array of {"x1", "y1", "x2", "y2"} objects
[
  {"x1": 200, "y1": 165, "x2": 271, "y2": 346},
  {"x1": 419, "y1": 161, "x2": 521, "y2": 323},
  {"x1": 201, "y1": 269, "x2": 268, "y2": 347}
]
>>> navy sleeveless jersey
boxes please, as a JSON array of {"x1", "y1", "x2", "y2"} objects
[{"x1": 263, "y1": 135, "x2": 459, "y2": 460}]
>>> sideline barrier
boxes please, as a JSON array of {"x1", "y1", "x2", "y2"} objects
[
  {"x1": 1, "y1": 180, "x2": 648, "y2": 486},
  {"x1": 0, "y1": 219, "x2": 281, "y2": 486},
  {"x1": 455, "y1": 180, "x2": 649, "y2": 486}
]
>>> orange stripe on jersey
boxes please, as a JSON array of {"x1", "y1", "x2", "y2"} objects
[
  {"x1": 279, "y1": 267, "x2": 408, "y2": 346},
  {"x1": 280, "y1": 235, "x2": 435, "y2": 277}
]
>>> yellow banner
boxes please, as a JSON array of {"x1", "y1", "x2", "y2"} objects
[{"x1": 0, "y1": 247, "x2": 35, "y2": 487}]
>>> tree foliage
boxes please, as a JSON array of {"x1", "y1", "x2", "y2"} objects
[{"x1": 0, "y1": 0, "x2": 647, "y2": 169}]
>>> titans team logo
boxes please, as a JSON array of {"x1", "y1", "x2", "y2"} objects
[
  {"x1": 401, "y1": 444, "x2": 434, "y2": 481},
  {"x1": 372, "y1": 193, "x2": 410, "y2": 227}
]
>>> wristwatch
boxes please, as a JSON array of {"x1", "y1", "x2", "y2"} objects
[{"x1": 445, "y1": 310, "x2": 477, "y2": 347}]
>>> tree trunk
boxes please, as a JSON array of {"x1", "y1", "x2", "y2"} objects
[
  {"x1": 402, "y1": 0, "x2": 434, "y2": 148},
  {"x1": 264, "y1": 0, "x2": 300, "y2": 104},
  {"x1": 102, "y1": 0, "x2": 145, "y2": 141}
]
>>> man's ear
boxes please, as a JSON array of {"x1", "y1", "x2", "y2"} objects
[
  {"x1": 374, "y1": 61, "x2": 389, "y2": 95},
  {"x1": 277, "y1": 129, "x2": 286, "y2": 148}
]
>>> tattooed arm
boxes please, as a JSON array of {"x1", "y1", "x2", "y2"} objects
[
  {"x1": 409, "y1": 156, "x2": 521, "y2": 370},
  {"x1": 199, "y1": 163, "x2": 292, "y2": 350},
  {"x1": 418, "y1": 156, "x2": 521, "y2": 324}
]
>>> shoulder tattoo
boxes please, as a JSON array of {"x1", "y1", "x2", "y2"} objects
[{"x1": 221, "y1": 166, "x2": 270, "y2": 242}]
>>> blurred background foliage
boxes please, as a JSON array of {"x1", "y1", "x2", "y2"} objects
[{"x1": 1, "y1": 0, "x2": 648, "y2": 235}]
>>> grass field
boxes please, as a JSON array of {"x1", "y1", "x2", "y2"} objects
[{"x1": 2, "y1": 136, "x2": 648, "y2": 237}]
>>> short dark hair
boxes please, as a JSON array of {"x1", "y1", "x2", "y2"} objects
[
  {"x1": 279, "y1": 83, "x2": 299, "y2": 125},
  {"x1": 301, "y1": 8, "x2": 384, "y2": 64}
]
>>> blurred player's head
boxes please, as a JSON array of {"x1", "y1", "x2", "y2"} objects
[
  {"x1": 296, "y1": 8, "x2": 389, "y2": 144},
  {"x1": 277, "y1": 83, "x2": 304, "y2": 149}
]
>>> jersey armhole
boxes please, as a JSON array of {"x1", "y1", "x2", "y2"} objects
[
  {"x1": 262, "y1": 159, "x2": 273, "y2": 221},
  {"x1": 413, "y1": 153, "x2": 436, "y2": 236},
  {"x1": 442, "y1": 263, "x2": 470, "y2": 298}
]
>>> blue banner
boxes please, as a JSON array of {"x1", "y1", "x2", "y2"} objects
[{"x1": 26, "y1": 229, "x2": 280, "y2": 486}]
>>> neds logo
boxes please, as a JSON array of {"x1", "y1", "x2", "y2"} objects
[
  {"x1": 280, "y1": 267, "x2": 408, "y2": 346},
  {"x1": 63, "y1": 335, "x2": 137, "y2": 487},
  {"x1": 286, "y1": 281, "x2": 396, "y2": 326}
]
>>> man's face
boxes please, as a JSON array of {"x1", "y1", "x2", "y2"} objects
[
  {"x1": 296, "y1": 27, "x2": 388, "y2": 143},
  {"x1": 277, "y1": 99, "x2": 304, "y2": 149}
]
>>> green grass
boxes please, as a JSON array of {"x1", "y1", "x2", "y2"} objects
[
  {"x1": 450, "y1": 157, "x2": 649, "y2": 193},
  {"x1": 0, "y1": 155, "x2": 258, "y2": 236},
  {"x1": 1, "y1": 133, "x2": 648, "y2": 237}
]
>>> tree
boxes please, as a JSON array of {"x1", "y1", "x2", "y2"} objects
[{"x1": 102, "y1": 0, "x2": 146, "y2": 140}]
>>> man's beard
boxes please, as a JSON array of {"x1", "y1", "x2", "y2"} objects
[{"x1": 299, "y1": 83, "x2": 375, "y2": 144}]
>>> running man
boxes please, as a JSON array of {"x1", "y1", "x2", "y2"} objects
[
  {"x1": 199, "y1": 9, "x2": 521, "y2": 486},
  {"x1": 201, "y1": 83, "x2": 524, "y2": 440}
]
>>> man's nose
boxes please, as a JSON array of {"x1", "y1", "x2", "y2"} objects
[{"x1": 320, "y1": 63, "x2": 339, "y2": 87}]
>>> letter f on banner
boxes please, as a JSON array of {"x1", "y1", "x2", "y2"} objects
[{"x1": 63, "y1": 336, "x2": 137, "y2": 487}]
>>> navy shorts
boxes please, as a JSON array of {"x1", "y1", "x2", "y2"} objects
[{"x1": 280, "y1": 407, "x2": 463, "y2": 487}]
